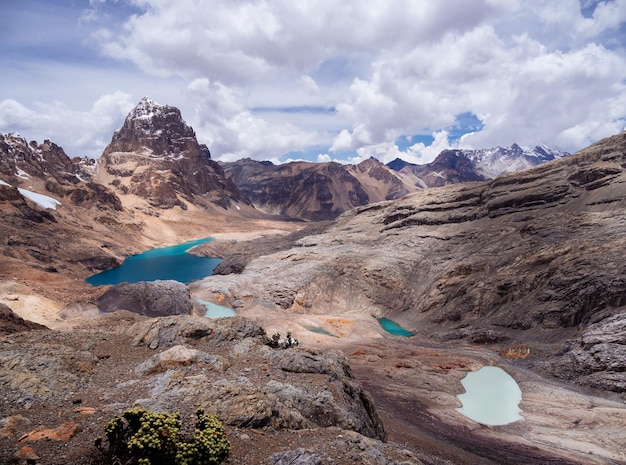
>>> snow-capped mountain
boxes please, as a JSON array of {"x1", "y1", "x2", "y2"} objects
[
  {"x1": 0, "y1": 132, "x2": 121, "y2": 212},
  {"x1": 104, "y1": 96, "x2": 200, "y2": 159},
  {"x1": 459, "y1": 143, "x2": 570, "y2": 179},
  {"x1": 387, "y1": 143, "x2": 570, "y2": 188}
]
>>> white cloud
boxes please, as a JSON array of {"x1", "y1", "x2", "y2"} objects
[
  {"x1": 0, "y1": 91, "x2": 135, "y2": 158},
  {"x1": 2, "y1": 0, "x2": 626, "y2": 164},
  {"x1": 298, "y1": 75, "x2": 320, "y2": 95},
  {"x1": 330, "y1": 11, "x2": 626, "y2": 157},
  {"x1": 187, "y1": 78, "x2": 321, "y2": 161}
]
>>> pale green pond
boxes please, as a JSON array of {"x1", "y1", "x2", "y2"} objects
[{"x1": 456, "y1": 366, "x2": 523, "y2": 426}]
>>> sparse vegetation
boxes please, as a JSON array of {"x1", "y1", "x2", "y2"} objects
[
  {"x1": 263, "y1": 331, "x2": 299, "y2": 348},
  {"x1": 95, "y1": 407, "x2": 230, "y2": 465}
]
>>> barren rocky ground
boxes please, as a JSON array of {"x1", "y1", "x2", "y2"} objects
[
  {"x1": 2, "y1": 130, "x2": 626, "y2": 464},
  {"x1": 1, "y1": 311, "x2": 458, "y2": 465}
]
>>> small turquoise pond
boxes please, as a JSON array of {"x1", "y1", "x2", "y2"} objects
[
  {"x1": 86, "y1": 238, "x2": 221, "y2": 285},
  {"x1": 378, "y1": 317, "x2": 413, "y2": 337}
]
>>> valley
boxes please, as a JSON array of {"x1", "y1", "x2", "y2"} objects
[{"x1": 1, "y1": 99, "x2": 625, "y2": 464}]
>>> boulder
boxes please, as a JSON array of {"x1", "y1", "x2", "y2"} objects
[
  {"x1": 127, "y1": 315, "x2": 214, "y2": 349},
  {"x1": 126, "y1": 315, "x2": 265, "y2": 349},
  {"x1": 95, "y1": 280, "x2": 192, "y2": 317},
  {"x1": 268, "y1": 448, "x2": 322, "y2": 465},
  {"x1": 135, "y1": 344, "x2": 229, "y2": 375}
]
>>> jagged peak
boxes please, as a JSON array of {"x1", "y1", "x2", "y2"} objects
[{"x1": 128, "y1": 96, "x2": 163, "y2": 120}]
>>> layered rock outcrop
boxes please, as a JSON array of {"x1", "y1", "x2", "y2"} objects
[
  {"x1": 195, "y1": 130, "x2": 626, "y2": 393},
  {"x1": 550, "y1": 312, "x2": 626, "y2": 392}
]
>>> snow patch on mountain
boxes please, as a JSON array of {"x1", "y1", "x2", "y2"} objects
[
  {"x1": 460, "y1": 143, "x2": 570, "y2": 178},
  {"x1": 17, "y1": 188, "x2": 61, "y2": 210}
]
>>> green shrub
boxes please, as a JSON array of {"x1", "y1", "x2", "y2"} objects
[{"x1": 96, "y1": 407, "x2": 230, "y2": 465}]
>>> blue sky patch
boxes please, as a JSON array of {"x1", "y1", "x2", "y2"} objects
[{"x1": 448, "y1": 112, "x2": 484, "y2": 141}]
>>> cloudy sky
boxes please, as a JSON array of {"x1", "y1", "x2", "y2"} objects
[{"x1": 1, "y1": 0, "x2": 626, "y2": 164}]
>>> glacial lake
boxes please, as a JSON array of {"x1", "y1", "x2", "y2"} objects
[
  {"x1": 378, "y1": 317, "x2": 414, "y2": 336},
  {"x1": 86, "y1": 237, "x2": 222, "y2": 286},
  {"x1": 456, "y1": 366, "x2": 524, "y2": 426}
]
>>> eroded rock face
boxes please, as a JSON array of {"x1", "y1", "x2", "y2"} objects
[
  {"x1": 98, "y1": 97, "x2": 243, "y2": 209},
  {"x1": 222, "y1": 157, "x2": 414, "y2": 220},
  {"x1": 195, "y1": 130, "x2": 626, "y2": 386},
  {"x1": 95, "y1": 280, "x2": 193, "y2": 317},
  {"x1": 549, "y1": 313, "x2": 626, "y2": 392},
  {"x1": 135, "y1": 330, "x2": 385, "y2": 440},
  {"x1": 126, "y1": 315, "x2": 265, "y2": 349},
  {"x1": 0, "y1": 133, "x2": 122, "y2": 211}
]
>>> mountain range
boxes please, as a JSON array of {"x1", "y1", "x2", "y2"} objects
[
  {"x1": 1, "y1": 96, "x2": 570, "y2": 223},
  {"x1": 0, "y1": 97, "x2": 624, "y2": 465},
  {"x1": 386, "y1": 143, "x2": 569, "y2": 188}
]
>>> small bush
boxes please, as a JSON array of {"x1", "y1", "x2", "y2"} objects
[
  {"x1": 96, "y1": 407, "x2": 230, "y2": 465},
  {"x1": 263, "y1": 331, "x2": 299, "y2": 349}
]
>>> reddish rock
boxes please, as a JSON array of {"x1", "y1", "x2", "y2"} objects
[{"x1": 18, "y1": 422, "x2": 82, "y2": 443}]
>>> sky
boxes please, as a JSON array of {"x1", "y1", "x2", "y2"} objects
[{"x1": 1, "y1": 0, "x2": 626, "y2": 165}]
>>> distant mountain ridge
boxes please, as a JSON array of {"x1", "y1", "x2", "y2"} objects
[
  {"x1": 387, "y1": 144, "x2": 570, "y2": 188},
  {"x1": 221, "y1": 157, "x2": 414, "y2": 220},
  {"x1": 0, "y1": 132, "x2": 94, "y2": 184},
  {"x1": 0, "y1": 132, "x2": 122, "y2": 212}
]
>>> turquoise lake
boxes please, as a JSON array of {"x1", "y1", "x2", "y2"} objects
[
  {"x1": 378, "y1": 317, "x2": 414, "y2": 336},
  {"x1": 86, "y1": 238, "x2": 222, "y2": 285}
]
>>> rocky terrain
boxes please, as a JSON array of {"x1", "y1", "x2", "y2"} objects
[
  {"x1": 0, "y1": 98, "x2": 624, "y2": 464},
  {"x1": 188, "y1": 131, "x2": 626, "y2": 464},
  {"x1": 194, "y1": 131, "x2": 626, "y2": 373},
  {"x1": 222, "y1": 157, "x2": 414, "y2": 220},
  {"x1": 0, "y1": 103, "x2": 302, "y2": 323},
  {"x1": 0, "y1": 309, "x2": 457, "y2": 465}
]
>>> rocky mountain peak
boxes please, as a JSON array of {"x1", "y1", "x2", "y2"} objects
[
  {"x1": 98, "y1": 98, "x2": 244, "y2": 210},
  {"x1": 104, "y1": 96, "x2": 198, "y2": 159},
  {"x1": 0, "y1": 133, "x2": 77, "y2": 182},
  {"x1": 130, "y1": 96, "x2": 162, "y2": 119},
  {"x1": 460, "y1": 144, "x2": 570, "y2": 178}
]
